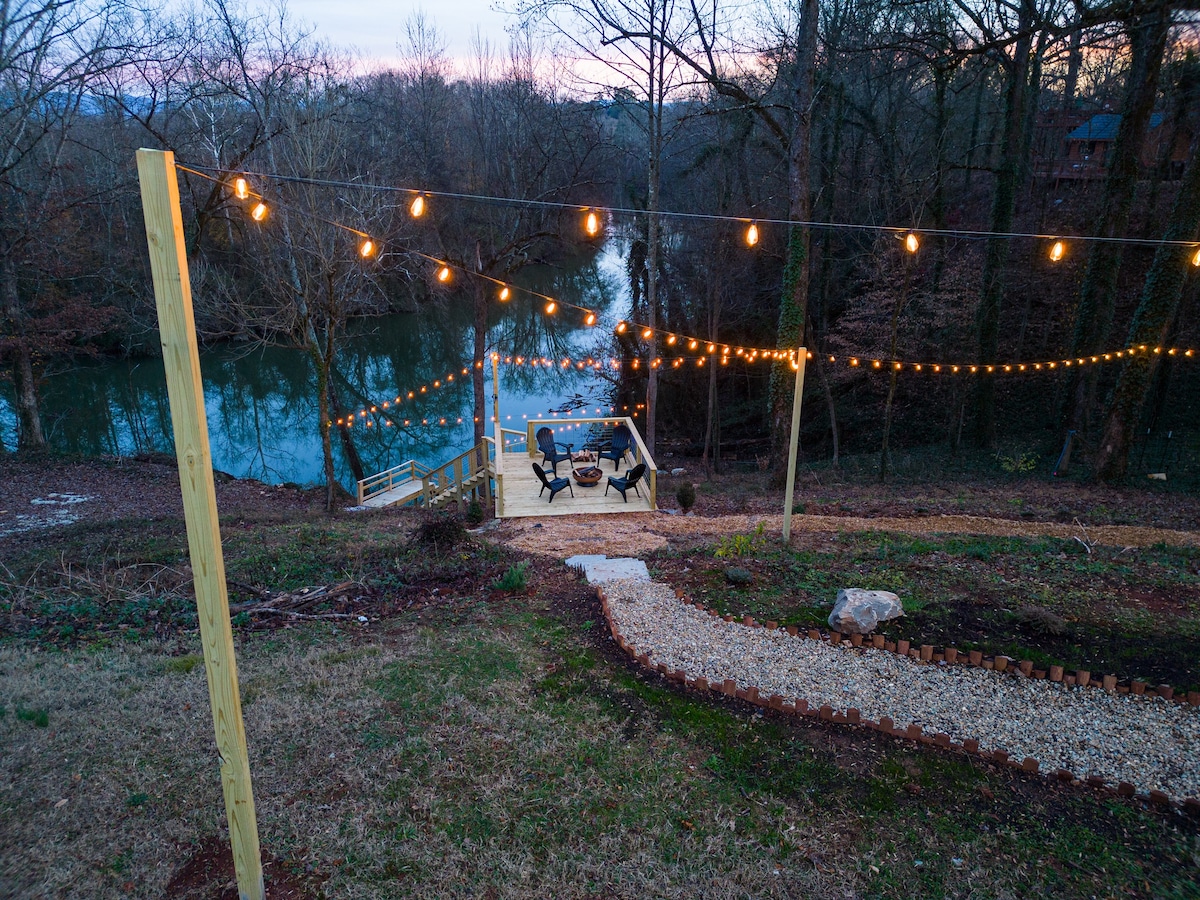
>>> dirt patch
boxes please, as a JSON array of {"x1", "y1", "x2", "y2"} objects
[{"x1": 166, "y1": 836, "x2": 325, "y2": 899}]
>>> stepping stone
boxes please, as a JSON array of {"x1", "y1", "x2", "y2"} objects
[{"x1": 566, "y1": 554, "x2": 650, "y2": 584}]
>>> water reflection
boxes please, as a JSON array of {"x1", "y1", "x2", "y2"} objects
[{"x1": 2, "y1": 246, "x2": 630, "y2": 488}]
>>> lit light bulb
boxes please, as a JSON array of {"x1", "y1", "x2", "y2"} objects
[
  {"x1": 1192, "y1": 247, "x2": 1200, "y2": 267},
  {"x1": 437, "y1": 265, "x2": 451, "y2": 283},
  {"x1": 1049, "y1": 240, "x2": 1065, "y2": 262},
  {"x1": 745, "y1": 222, "x2": 759, "y2": 247},
  {"x1": 250, "y1": 202, "x2": 268, "y2": 222},
  {"x1": 585, "y1": 210, "x2": 600, "y2": 237},
  {"x1": 234, "y1": 177, "x2": 249, "y2": 200},
  {"x1": 642, "y1": 328, "x2": 652, "y2": 340},
  {"x1": 410, "y1": 195, "x2": 426, "y2": 218},
  {"x1": 359, "y1": 239, "x2": 375, "y2": 258},
  {"x1": 904, "y1": 232, "x2": 920, "y2": 254},
  {"x1": 585, "y1": 311, "x2": 596, "y2": 326},
  {"x1": 498, "y1": 286, "x2": 510, "y2": 301},
  {"x1": 616, "y1": 321, "x2": 627, "y2": 334},
  {"x1": 545, "y1": 301, "x2": 557, "y2": 314},
  {"x1": 667, "y1": 334, "x2": 677, "y2": 346},
  {"x1": 688, "y1": 339, "x2": 698, "y2": 350}
]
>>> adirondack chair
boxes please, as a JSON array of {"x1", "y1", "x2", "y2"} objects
[
  {"x1": 533, "y1": 463, "x2": 574, "y2": 503},
  {"x1": 536, "y1": 427, "x2": 573, "y2": 476},
  {"x1": 605, "y1": 462, "x2": 647, "y2": 502},
  {"x1": 596, "y1": 424, "x2": 632, "y2": 471}
]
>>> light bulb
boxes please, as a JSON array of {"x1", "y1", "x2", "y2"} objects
[
  {"x1": 437, "y1": 265, "x2": 451, "y2": 282},
  {"x1": 616, "y1": 321, "x2": 627, "y2": 334},
  {"x1": 745, "y1": 222, "x2": 759, "y2": 247},
  {"x1": 585, "y1": 311, "x2": 596, "y2": 326},
  {"x1": 667, "y1": 334, "x2": 677, "y2": 346},
  {"x1": 642, "y1": 328, "x2": 652, "y2": 340},
  {"x1": 545, "y1": 301, "x2": 557, "y2": 314},
  {"x1": 585, "y1": 210, "x2": 600, "y2": 237},
  {"x1": 234, "y1": 177, "x2": 249, "y2": 200},
  {"x1": 904, "y1": 232, "x2": 919, "y2": 254},
  {"x1": 250, "y1": 202, "x2": 268, "y2": 222},
  {"x1": 1049, "y1": 240, "x2": 1065, "y2": 262},
  {"x1": 1192, "y1": 247, "x2": 1200, "y2": 267},
  {"x1": 359, "y1": 239, "x2": 375, "y2": 258},
  {"x1": 499, "y1": 286, "x2": 510, "y2": 301},
  {"x1": 688, "y1": 339, "x2": 698, "y2": 350},
  {"x1": 410, "y1": 195, "x2": 426, "y2": 218}
]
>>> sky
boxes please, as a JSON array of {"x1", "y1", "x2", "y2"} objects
[{"x1": 279, "y1": 0, "x2": 518, "y2": 69}]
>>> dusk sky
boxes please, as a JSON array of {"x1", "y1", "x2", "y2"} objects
[{"x1": 280, "y1": 0, "x2": 518, "y2": 67}]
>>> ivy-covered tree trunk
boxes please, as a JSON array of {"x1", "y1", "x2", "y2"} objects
[
  {"x1": 1, "y1": 252, "x2": 46, "y2": 453},
  {"x1": 971, "y1": 0, "x2": 1034, "y2": 448},
  {"x1": 1094, "y1": 137, "x2": 1200, "y2": 481},
  {"x1": 1062, "y1": 6, "x2": 1170, "y2": 434},
  {"x1": 768, "y1": 0, "x2": 818, "y2": 478}
]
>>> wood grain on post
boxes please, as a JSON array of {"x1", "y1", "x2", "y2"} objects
[
  {"x1": 135, "y1": 149, "x2": 264, "y2": 900},
  {"x1": 781, "y1": 349, "x2": 808, "y2": 543}
]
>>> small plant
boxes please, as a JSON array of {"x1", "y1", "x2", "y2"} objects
[
  {"x1": 676, "y1": 482, "x2": 696, "y2": 513},
  {"x1": 465, "y1": 499, "x2": 485, "y2": 527},
  {"x1": 16, "y1": 706, "x2": 49, "y2": 728},
  {"x1": 725, "y1": 566, "x2": 753, "y2": 585},
  {"x1": 995, "y1": 448, "x2": 1039, "y2": 474},
  {"x1": 163, "y1": 654, "x2": 203, "y2": 675},
  {"x1": 125, "y1": 793, "x2": 149, "y2": 808},
  {"x1": 492, "y1": 561, "x2": 530, "y2": 593},
  {"x1": 714, "y1": 522, "x2": 766, "y2": 558}
]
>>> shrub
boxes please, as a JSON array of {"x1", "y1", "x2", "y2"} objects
[
  {"x1": 676, "y1": 482, "x2": 696, "y2": 513},
  {"x1": 1014, "y1": 605, "x2": 1068, "y2": 636},
  {"x1": 714, "y1": 522, "x2": 766, "y2": 558},
  {"x1": 414, "y1": 513, "x2": 467, "y2": 553},
  {"x1": 465, "y1": 500, "x2": 485, "y2": 527},
  {"x1": 492, "y1": 562, "x2": 529, "y2": 593}
]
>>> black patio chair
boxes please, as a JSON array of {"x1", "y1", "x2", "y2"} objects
[
  {"x1": 605, "y1": 462, "x2": 647, "y2": 502},
  {"x1": 596, "y1": 423, "x2": 632, "y2": 471},
  {"x1": 536, "y1": 426, "x2": 573, "y2": 476},
  {"x1": 533, "y1": 463, "x2": 574, "y2": 503}
]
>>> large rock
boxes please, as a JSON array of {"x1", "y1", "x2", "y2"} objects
[{"x1": 828, "y1": 588, "x2": 904, "y2": 634}]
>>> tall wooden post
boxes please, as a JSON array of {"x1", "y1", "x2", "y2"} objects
[
  {"x1": 136, "y1": 149, "x2": 264, "y2": 900},
  {"x1": 781, "y1": 348, "x2": 808, "y2": 544},
  {"x1": 492, "y1": 353, "x2": 500, "y2": 430}
]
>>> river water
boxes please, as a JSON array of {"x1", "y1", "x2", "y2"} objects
[{"x1": 1, "y1": 244, "x2": 633, "y2": 489}]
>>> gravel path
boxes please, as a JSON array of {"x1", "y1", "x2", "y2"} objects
[{"x1": 603, "y1": 578, "x2": 1200, "y2": 803}]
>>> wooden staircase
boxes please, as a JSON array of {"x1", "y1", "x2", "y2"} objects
[{"x1": 357, "y1": 440, "x2": 494, "y2": 511}]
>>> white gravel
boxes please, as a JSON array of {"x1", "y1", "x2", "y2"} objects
[{"x1": 603, "y1": 578, "x2": 1200, "y2": 802}]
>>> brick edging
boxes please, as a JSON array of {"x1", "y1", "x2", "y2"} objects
[{"x1": 596, "y1": 583, "x2": 1200, "y2": 816}]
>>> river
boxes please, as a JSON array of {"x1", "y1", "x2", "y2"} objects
[{"x1": 0, "y1": 243, "x2": 633, "y2": 489}]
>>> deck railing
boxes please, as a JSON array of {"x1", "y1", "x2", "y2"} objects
[
  {"x1": 523, "y1": 417, "x2": 657, "y2": 509},
  {"x1": 356, "y1": 459, "x2": 431, "y2": 506}
]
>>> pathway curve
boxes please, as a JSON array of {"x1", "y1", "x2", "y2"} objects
[{"x1": 594, "y1": 572, "x2": 1200, "y2": 806}]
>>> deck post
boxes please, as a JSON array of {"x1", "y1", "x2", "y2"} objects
[
  {"x1": 135, "y1": 149, "x2": 264, "y2": 900},
  {"x1": 781, "y1": 348, "x2": 808, "y2": 544}
]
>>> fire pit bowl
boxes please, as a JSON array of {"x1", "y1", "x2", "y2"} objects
[{"x1": 572, "y1": 466, "x2": 604, "y2": 486}]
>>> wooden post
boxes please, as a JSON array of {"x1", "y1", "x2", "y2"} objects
[
  {"x1": 135, "y1": 149, "x2": 264, "y2": 900},
  {"x1": 781, "y1": 348, "x2": 808, "y2": 544}
]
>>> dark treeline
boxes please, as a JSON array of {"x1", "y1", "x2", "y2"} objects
[{"x1": 2, "y1": 0, "x2": 1199, "y2": 498}]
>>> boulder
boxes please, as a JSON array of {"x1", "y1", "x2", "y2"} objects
[{"x1": 828, "y1": 588, "x2": 904, "y2": 635}]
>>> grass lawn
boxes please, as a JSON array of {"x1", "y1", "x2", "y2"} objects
[{"x1": 2, "y1": 504, "x2": 1199, "y2": 897}]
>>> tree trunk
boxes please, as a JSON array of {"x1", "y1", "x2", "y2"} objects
[
  {"x1": 472, "y1": 261, "x2": 488, "y2": 450},
  {"x1": 312, "y1": 346, "x2": 337, "y2": 510},
  {"x1": 972, "y1": 0, "x2": 1035, "y2": 448},
  {"x1": 768, "y1": 0, "x2": 818, "y2": 478},
  {"x1": 1062, "y1": 6, "x2": 1170, "y2": 434},
  {"x1": 1094, "y1": 136, "x2": 1200, "y2": 481},
  {"x1": 1, "y1": 253, "x2": 46, "y2": 453},
  {"x1": 644, "y1": 0, "x2": 667, "y2": 460}
]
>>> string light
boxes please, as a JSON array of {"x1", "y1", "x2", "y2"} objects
[
  {"x1": 545, "y1": 301, "x2": 557, "y2": 314},
  {"x1": 1049, "y1": 240, "x2": 1065, "y2": 262},
  {"x1": 437, "y1": 265, "x2": 452, "y2": 283},
  {"x1": 410, "y1": 194, "x2": 426, "y2": 218},
  {"x1": 584, "y1": 311, "x2": 596, "y2": 325},
  {"x1": 642, "y1": 328, "x2": 653, "y2": 340},
  {"x1": 1192, "y1": 247, "x2": 1200, "y2": 267},
  {"x1": 584, "y1": 209, "x2": 601, "y2": 237},
  {"x1": 359, "y1": 239, "x2": 375, "y2": 258},
  {"x1": 250, "y1": 202, "x2": 268, "y2": 222},
  {"x1": 745, "y1": 222, "x2": 759, "y2": 247},
  {"x1": 616, "y1": 321, "x2": 627, "y2": 334},
  {"x1": 234, "y1": 177, "x2": 249, "y2": 200},
  {"x1": 904, "y1": 232, "x2": 920, "y2": 254}
]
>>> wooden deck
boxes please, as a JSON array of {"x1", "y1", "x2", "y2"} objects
[{"x1": 495, "y1": 451, "x2": 654, "y2": 518}]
